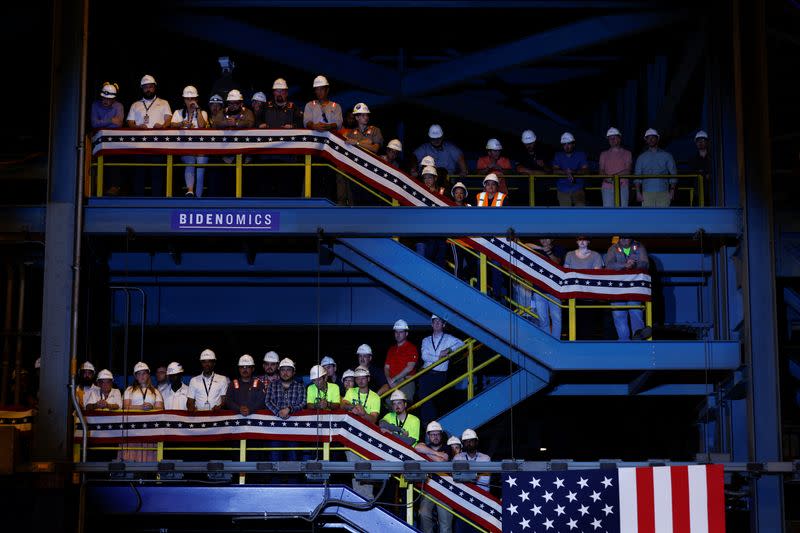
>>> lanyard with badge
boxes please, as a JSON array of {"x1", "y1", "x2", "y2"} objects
[
  {"x1": 202, "y1": 374, "x2": 215, "y2": 409},
  {"x1": 431, "y1": 333, "x2": 445, "y2": 357},
  {"x1": 141, "y1": 98, "x2": 156, "y2": 125},
  {"x1": 357, "y1": 389, "x2": 370, "y2": 407}
]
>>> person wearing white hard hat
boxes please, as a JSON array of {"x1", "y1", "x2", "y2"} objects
[
  {"x1": 126, "y1": 75, "x2": 173, "y2": 197},
  {"x1": 303, "y1": 75, "x2": 342, "y2": 132},
  {"x1": 250, "y1": 91, "x2": 267, "y2": 126},
  {"x1": 475, "y1": 173, "x2": 506, "y2": 207},
  {"x1": 169, "y1": 87, "x2": 210, "y2": 197},
  {"x1": 265, "y1": 358, "x2": 305, "y2": 419},
  {"x1": 341, "y1": 369, "x2": 356, "y2": 391},
  {"x1": 319, "y1": 355, "x2": 339, "y2": 386},
  {"x1": 476, "y1": 139, "x2": 511, "y2": 195},
  {"x1": 263, "y1": 78, "x2": 303, "y2": 129},
  {"x1": 447, "y1": 435, "x2": 462, "y2": 456},
  {"x1": 380, "y1": 139, "x2": 404, "y2": 168},
  {"x1": 552, "y1": 132, "x2": 589, "y2": 206},
  {"x1": 210, "y1": 89, "x2": 255, "y2": 129},
  {"x1": 413, "y1": 125, "x2": 468, "y2": 177},
  {"x1": 453, "y1": 428, "x2": 491, "y2": 489},
  {"x1": 417, "y1": 421, "x2": 454, "y2": 533},
  {"x1": 83, "y1": 369, "x2": 122, "y2": 411},
  {"x1": 599, "y1": 127, "x2": 633, "y2": 207},
  {"x1": 379, "y1": 390, "x2": 421, "y2": 445},
  {"x1": 306, "y1": 364, "x2": 341, "y2": 410},
  {"x1": 91, "y1": 82, "x2": 124, "y2": 130},
  {"x1": 688, "y1": 130, "x2": 711, "y2": 201},
  {"x1": 605, "y1": 237, "x2": 650, "y2": 341},
  {"x1": 418, "y1": 315, "x2": 464, "y2": 424},
  {"x1": 341, "y1": 365, "x2": 381, "y2": 498},
  {"x1": 415, "y1": 166, "x2": 448, "y2": 269},
  {"x1": 633, "y1": 128, "x2": 677, "y2": 207},
  {"x1": 516, "y1": 130, "x2": 549, "y2": 179},
  {"x1": 187, "y1": 349, "x2": 230, "y2": 412},
  {"x1": 257, "y1": 350, "x2": 281, "y2": 389},
  {"x1": 450, "y1": 182, "x2": 469, "y2": 206},
  {"x1": 76, "y1": 361, "x2": 100, "y2": 407},
  {"x1": 208, "y1": 94, "x2": 224, "y2": 116},
  {"x1": 225, "y1": 355, "x2": 265, "y2": 416},
  {"x1": 384, "y1": 319, "x2": 419, "y2": 405},
  {"x1": 120, "y1": 362, "x2": 163, "y2": 462},
  {"x1": 344, "y1": 103, "x2": 384, "y2": 154},
  {"x1": 355, "y1": 343, "x2": 389, "y2": 394},
  {"x1": 162, "y1": 362, "x2": 190, "y2": 410}
]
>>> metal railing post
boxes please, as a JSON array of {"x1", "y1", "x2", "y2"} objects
[
  {"x1": 406, "y1": 481, "x2": 415, "y2": 525},
  {"x1": 96, "y1": 155, "x2": 104, "y2": 197},
  {"x1": 157, "y1": 441, "x2": 164, "y2": 462},
  {"x1": 467, "y1": 342, "x2": 474, "y2": 400},
  {"x1": 239, "y1": 439, "x2": 247, "y2": 484},
  {"x1": 235, "y1": 154, "x2": 243, "y2": 198},
  {"x1": 528, "y1": 175, "x2": 535, "y2": 207},
  {"x1": 479, "y1": 254, "x2": 488, "y2": 294},
  {"x1": 304, "y1": 154, "x2": 312, "y2": 198},
  {"x1": 698, "y1": 174, "x2": 705, "y2": 207},
  {"x1": 323, "y1": 441, "x2": 330, "y2": 461},
  {"x1": 165, "y1": 154, "x2": 173, "y2": 197},
  {"x1": 614, "y1": 175, "x2": 621, "y2": 207},
  {"x1": 568, "y1": 299, "x2": 577, "y2": 340},
  {"x1": 645, "y1": 301, "x2": 653, "y2": 340}
]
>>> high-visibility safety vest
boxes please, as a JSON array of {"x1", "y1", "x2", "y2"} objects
[{"x1": 476, "y1": 191, "x2": 506, "y2": 206}]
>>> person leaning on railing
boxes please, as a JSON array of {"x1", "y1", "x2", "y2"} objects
[
  {"x1": 417, "y1": 421, "x2": 456, "y2": 533},
  {"x1": 552, "y1": 132, "x2": 589, "y2": 206},
  {"x1": 306, "y1": 364, "x2": 341, "y2": 411},
  {"x1": 605, "y1": 237, "x2": 651, "y2": 341},
  {"x1": 418, "y1": 314, "x2": 463, "y2": 425},
  {"x1": 343, "y1": 103, "x2": 383, "y2": 154},
  {"x1": 169, "y1": 85, "x2": 210, "y2": 197},
  {"x1": 633, "y1": 128, "x2": 678, "y2": 207},
  {"x1": 599, "y1": 127, "x2": 633, "y2": 207},
  {"x1": 126, "y1": 75, "x2": 173, "y2": 197},
  {"x1": 342, "y1": 366, "x2": 382, "y2": 499},
  {"x1": 384, "y1": 319, "x2": 420, "y2": 403},
  {"x1": 120, "y1": 362, "x2": 164, "y2": 462}
]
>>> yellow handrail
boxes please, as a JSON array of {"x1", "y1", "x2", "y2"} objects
[
  {"x1": 409, "y1": 482, "x2": 490, "y2": 533},
  {"x1": 408, "y1": 354, "x2": 502, "y2": 412}
]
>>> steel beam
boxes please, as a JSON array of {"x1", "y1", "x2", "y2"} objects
[{"x1": 83, "y1": 200, "x2": 743, "y2": 237}]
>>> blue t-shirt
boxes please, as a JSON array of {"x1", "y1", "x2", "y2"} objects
[
  {"x1": 552, "y1": 151, "x2": 588, "y2": 192},
  {"x1": 414, "y1": 141, "x2": 464, "y2": 174}
]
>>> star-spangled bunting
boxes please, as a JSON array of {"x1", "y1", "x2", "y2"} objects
[{"x1": 91, "y1": 129, "x2": 651, "y2": 302}]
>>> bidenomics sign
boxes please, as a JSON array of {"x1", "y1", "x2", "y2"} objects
[{"x1": 171, "y1": 210, "x2": 279, "y2": 231}]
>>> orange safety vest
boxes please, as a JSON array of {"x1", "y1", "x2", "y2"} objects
[{"x1": 476, "y1": 191, "x2": 506, "y2": 207}]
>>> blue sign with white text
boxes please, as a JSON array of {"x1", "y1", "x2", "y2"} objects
[{"x1": 171, "y1": 210, "x2": 280, "y2": 231}]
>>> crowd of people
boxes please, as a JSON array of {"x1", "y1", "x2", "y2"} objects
[{"x1": 91, "y1": 71, "x2": 712, "y2": 206}]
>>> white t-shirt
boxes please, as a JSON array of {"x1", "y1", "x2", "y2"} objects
[
  {"x1": 123, "y1": 386, "x2": 163, "y2": 407},
  {"x1": 127, "y1": 97, "x2": 172, "y2": 128},
  {"x1": 162, "y1": 383, "x2": 190, "y2": 410},
  {"x1": 420, "y1": 332, "x2": 463, "y2": 371},
  {"x1": 83, "y1": 387, "x2": 123, "y2": 409},
  {"x1": 171, "y1": 108, "x2": 209, "y2": 128},
  {"x1": 188, "y1": 373, "x2": 230, "y2": 410}
]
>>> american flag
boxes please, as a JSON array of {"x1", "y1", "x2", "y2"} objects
[{"x1": 501, "y1": 466, "x2": 725, "y2": 532}]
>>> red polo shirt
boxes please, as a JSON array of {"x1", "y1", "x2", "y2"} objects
[{"x1": 385, "y1": 341, "x2": 419, "y2": 377}]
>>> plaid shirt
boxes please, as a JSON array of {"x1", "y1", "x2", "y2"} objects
[{"x1": 265, "y1": 379, "x2": 306, "y2": 414}]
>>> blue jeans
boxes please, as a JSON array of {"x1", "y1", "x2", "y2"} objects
[
  {"x1": 533, "y1": 292, "x2": 562, "y2": 339},
  {"x1": 611, "y1": 301, "x2": 644, "y2": 340},
  {"x1": 182, "y1": 155, "x2": 208, "y2": 196}
]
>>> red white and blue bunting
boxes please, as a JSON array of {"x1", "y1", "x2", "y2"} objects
[
  {"x1": 92, "y1": 129, "x2": 651, "y2": 301},
  {"x1": 0, "y1": 408, "x2": 35, "y2": 432},
  {"x1": 76, "y1": 410, "x2": 502, "y2": 532}
]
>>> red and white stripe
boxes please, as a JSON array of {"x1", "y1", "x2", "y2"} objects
[{"x1": 618, "y1": 465, "x2": 725, "y2": 533}]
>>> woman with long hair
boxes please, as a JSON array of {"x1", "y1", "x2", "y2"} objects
[{"x1": 119, "y1": 362, "x2": 164, "y2": 462}]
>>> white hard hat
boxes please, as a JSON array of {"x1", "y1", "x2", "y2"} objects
[
  {"x1": 695, "y1": 130, "x2": 708, "y2": 140},
  {"x1": 238, "y1": 354, "x2": 255, "y2": 366},
  {"x1": 393, "y1": 319, "x2": 409, "y2": 331},
  {"x1": 644, "y1": 128, "x2": 660, "y2": 139},
  {"x1": 354, "y1": 366, "x2": 370, "y2": 377},
  {"x1": 182, "y1": 85, "x2": 199, "y2": 98},
  {"x1": 461, "y1": 428, "x2": 478, "y2": 441},
  {"x1": 421, "y1": 165, "x2": 437, "y2": 177},
  {"x1": 100, "y1": 83, "x2": 118, "y2": 98},
  {"x1": 420, "y1": 155, "x2": 436, "y2": 167},
  {"x1": 390, "y1": 390, "x2": 407, "y2": 402},
  {"x1": 606, "y1": 127, "x2": 621, "y2": 137},
  {"x1": 342, "y1": 369, "x2": 356, "y2": 380},
  {"x1": 450, "y1": 182, "x2": 468, "y2": 198},
  {"x1": 483, "y1": 173, "x2": 500, "y2": 185},
  {"x1": 387, "y1": 139, "x2": 403, "y2": 152},
  {"x1": 166, "y1": 362, "x2": 184, "y2": 375},
  {"x1": 279, "y1": 358, "x2": 295, "y2": 370},
  {"x1": 431, "y1": 314, "x2": 445, "y2": 322},
  {"x1": 140, "y1": 74, "x2": 156, "y2": 86},
  {"x1": 320, "y1": 356, "x2": 336, "y2": 367},
  {"x1": 521, "y1": 130, "x2": 537, "y2": 144},
  {"x1": 226, "y1": 89, "x2": 243, "y2": 102},
  {"x1": 353, "y1": 102, "x2": 370, "y2": 114},
  {"x1": 428, "y1": 124, "x2": 444, "y2": 139},
  {"x1": 313, "y1": 75, "x2": 329, "y2": 88},
  {"x1": 485, "y1": 138, "x2": 502, "y2": 150},
  {"x1": 263, "y1": 350, "x2": 280, "y2": 363},
  {"x1": 251, "y1": 91, "x2": 267, "y2": 103},
  {"x1": 133, "y1": 362, "x2": 150, "y2": 374},
  {"x1": 447, "y1": 436, "x2": 462, "y2": 446},
  {"x1": 272, "y1": 78, "x2": 288, "y2": 90},
  {"x1": 356, "y1": 344, "x2": 373, "y2": 356},
  {"x1": 560, "y1": 132, "x2": 576, "y2": 144},
  {"x1": 80, "y1": 361, "x2": 96, "y2": 372},
  {"x1": 209, "y1": 94, "x2": 224, "y2": 105},
  {"x1": 309, "y1": 364, "x2": 326, "y2": 380},
  {"x1": 426, "y1": 421, "x2": 443, "y2": 433},
  {"x1": 200, "y1": 349, "x2": 217, "y2": 361},
  {"x1": 97, "y1": 369, "x2": 114, "y2": 380}
]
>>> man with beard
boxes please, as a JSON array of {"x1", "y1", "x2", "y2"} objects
[
  {"x1": 257, "y1": 351, "x2": 281, "y2": 391},
  {"x1": 452, "y1": 429, "x2": 491, "y2": 489},
  {"x1": 225, "y1": 355, "x2": 265, "y2": 416},
  {"x1": 355, "y1": 343, "x2": 388, "y2": 395},
  {"x1": 162, "y1": 362, "x2": 190, "y2": 411},
  {"x1": 187, "y1": 349, "x2": 230, "y2": 412},
  {"x1": 265, "y1": 358, "x2": 306, "y2": 462},
  {"x1": 417, "y1": 421, "x2": 454, "y2": 533},
  {"x1": 75, "y1": 361, "x2": 99, "y2": 407},
  {"x1": 342, "y1": 366, "x2": 381, "y2": 498},
  {"x1": 304, "y1": 75, "x2": 348, "y2": 204},
  {"x1": 379, "y1": 390, "x2": 420, "y2": 446},
  {"x1": 306, "y1": 364, "x2": 340, "y2": 410},
  {"x1": 263, "y1": 78, "x2": 302, "y2": 129},
  {"x1": 126, "y1": 75, "x2": 172, "y2": 197},
  {"x1": 208, "y1": 89, "x2": 254, "y2": 196}
]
